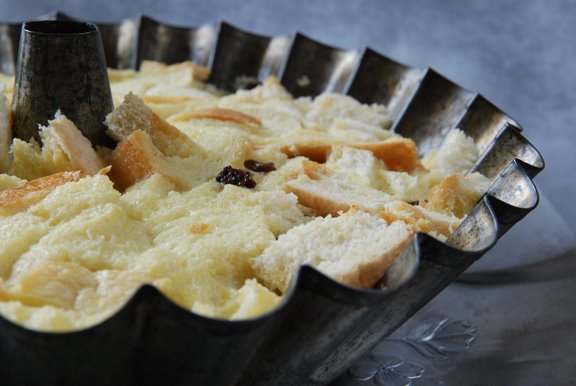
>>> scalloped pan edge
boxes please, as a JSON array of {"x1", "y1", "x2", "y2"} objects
[{"x1": 0, "y1": 12, "x2": 544, "y2": 386}]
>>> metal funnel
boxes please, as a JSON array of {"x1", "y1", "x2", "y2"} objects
[{"x1": 11, "y1": 20, "x2": 114, "y2": 147}]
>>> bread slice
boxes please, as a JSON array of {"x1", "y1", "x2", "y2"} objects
[
  {"x1": 0, "y1": 171, "x2": 85, "y2": 215},
  {"x1": 139, "y1": 60, "x2": 210, "y2": 82},
  {"x1": 6, "y1": 113, "x2": 107, "y2": 181},
  {"x1": 355, "y1": 138, "x2": 424, "y2": 173},
  {"x1": 253, "y1": 209, "x2": 414, "y2": 292},
  {"x1": 0, "y1": 260, "x2": 97, "y2": 308},
  {"x1": 105, "y1": 92, "x2": 203, "y2": 158},
  {"x1": 108, "y1": 130, "x2": 179, "y2": 191},
  {"x1": 178, "y1": 107, "x2": 263, "y2": 128},
  {"x1": 283, "y1": 160, "x2": 392, "y2": 216},
  {"x1": 278, "y1": 135, "x2": 423, "y2": 172},
  {"x1": 305, "y1": 93, "x2": 392, "y2": 130},
  {"x1": 105, "y1": 93, "x2": 219, "y2": 190},
  {"x1": 326, "y1": 145, "x2": 378, "y2": 176},
  {"x1": 41, "y1": 111, "x2": 105, "y2": 176},
  {"x1": 420, "y1": 172, "x2": 490, "y2": 218},
  {"x1": 377, "y1": 200, "x2": 462, "y2": 239},
  {"x1": 107, "y1": 126, "x2": 244, "y2": 192}
]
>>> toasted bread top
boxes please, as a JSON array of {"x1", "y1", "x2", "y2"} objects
[{"x1": 0, "y1": 171, "x2": 84, "y2": 216}]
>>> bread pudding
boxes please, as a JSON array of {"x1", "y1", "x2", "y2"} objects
[{"x1": 0, "y1": 61, "x2": 489, "y2": 331}]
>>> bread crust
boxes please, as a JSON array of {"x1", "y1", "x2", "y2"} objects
[
  {"x1": 377, "y1": 201, "x2": 461, "y2": 238},
  {"x1": 283, "y1": 160, "x2": 392, "y2": 216},
  {"x1": 356, "y1": 137, "x2": 424, "y2": 173},
  {"x1": 0, "y1": 171, "x2": 84, "y2": 215},
  {"x1": 108, "y1": 130, "x2": 161, "y2": 191},
  {"x1": 182, "y1": 108, "x2": 262, "y2": 127},
  {"x1": 139, "y1": 60, "x2": 211, "y2": 82},
  {"x1": 280, "y1": 142, "x2": 333, "y2": 163},
  {"x1": 253, "y1": 210, "x2": 414, "y2": 291},
  {"x1": 105, "y1": 93, "x2": 199, "y2": 158},
  {"x1": 284, "y1": 183, "x2": 351, "y2": 216},
  {"x1": 279, "y1": 137, "x2": 423, "y2": 172},
  {"x1": 421, "y1": 173, "x2": 483, "y2": 218},
  {"x1": 47, "y1": 113, "x2": 105, "y2": 175},
  {"x1": 335, "y1": 223, "x2": 413, "y2": 289}
]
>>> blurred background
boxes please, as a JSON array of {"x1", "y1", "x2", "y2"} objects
[{"x1": 1, "y1": 1, "x2": 574, "y2": 384}]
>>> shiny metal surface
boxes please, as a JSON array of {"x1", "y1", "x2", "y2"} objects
[
  {"x1": 390, "y1": 69, "x2": 476, "y2": 155},
  {"x1": 11, "y1": 20, "x2": 114, "y2": 147},
  {"x1": 345, "y1": 48, "x2": 422, "y2": 121},
  {"x1": 209, "y1": 22, "x2": 274, "y2": 90},
  {"x1": 0, "y1": 13, "x2": 545, "y2": 386},
  {"x1": 334, "y1": 194, "x2": 576, "y2": 386}
]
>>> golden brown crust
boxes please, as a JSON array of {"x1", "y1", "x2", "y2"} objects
[
  {"x1": 106, "y1": 93, "x2": 200, "y2": 158},
  {"x1": 284, "y1": 161, "x2": 352, "y2": 216},
  {"x1": 48, "y1": 114, "x2": 105, "y2": 175},
  {"x1": 279, "y1": 137, "x2": 423, "y2": 173},
  {"x1": 0, "y1": 171, "x2": 84, "y2": 215},
  {"x1": 284, "y1": 183, "x2": 351, "y2": 217},
  {"x1": 356, "y1": 138, "x2": 424, "y2": 173},
  {"x1": 377, "y1": 201, "x2": 460, "y2": 238},
  {"x1": 279, "y1": 142, "x2": 333, "y2": 163},
  {"x1": 108, "y1": 129, "x2": 192, "y2": 191},
  {"x1": 191, "y1": 65, "x2": 211, "y2": 82},
  {"x1": 301, "y1": 160, "x2": 328, "y2": 179},
  {"x1": 189, "y1": 223, "x2": 211, "y2": 235},
  {"x1": 108, "y1": 131, "x2": 159, "y2": 191},
  {"x1": 182, "y1": 108, "x2": 263, "y2": 127},
  {"x1": 147, "y1": 111, "x2": 198, "y2": 157},
  {"x1": 420, "y1": 174, "x2": 480, "y2": 218},
  {"x1": 284, "y1": 160, "x2": 392, "y2": 217},
  {"x1": 141, "y1": 95, "x2": 200, "y2": 104}
]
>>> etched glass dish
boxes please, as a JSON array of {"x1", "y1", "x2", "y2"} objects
[{"x1": 0, "y1": 12, "x2": 544, "y2": 386}]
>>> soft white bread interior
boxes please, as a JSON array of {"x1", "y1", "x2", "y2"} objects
[
  {"x1": 422, "y1": 129, "x2": 478, "y2": 175},
  {"x1": 108, "y1": 61, "x2": 213, "y2": 107},
  {"x1": 105, "y1": 92, "x2": 202, "y2": 158},
  {"x1": 421, "y1": 172, "x2": 490, "y2": 218},
  {"x1": 304, "y1": 93, "x2": 392, "y2": 131},
  {"x1": 105, "y1": 93, "x2": 252, "y2": 191},
  {"x1": 377, "y1": 200, "x2": 462, "y2": 240},
  {"x1": 0, "y1": 170, "x2": 85, "y2": 216},
  {"x1": 253, "y1": 210, "x2": 414, "y2": 292},
  {"x1": 40, "y1": 111, "x2": 105, "y2": 175},
  {"x1": 6, "y1": 112, "x2": 105, "y2": 180},
  {"x1": 0, "y1": 173, "x2": 309, "y2": 330},
  {"x1": 283, "y1": 160, "x2": 393, "y2": 216},
  {"x1": 0, "y1": 62, "x2": 492, "y2": 331}
]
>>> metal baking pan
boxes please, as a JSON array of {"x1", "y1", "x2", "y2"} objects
[{"x1": 0, "y1": 11, "x2": 544, "y2": 386}]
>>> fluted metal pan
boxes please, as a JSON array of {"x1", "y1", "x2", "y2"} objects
[{"x1": 0, "y1": 12, "x2": 544, "y2": 386}]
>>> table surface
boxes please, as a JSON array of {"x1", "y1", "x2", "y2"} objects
[{"x1": 2, "y1": 1, "x2": 575, "y2": 385}]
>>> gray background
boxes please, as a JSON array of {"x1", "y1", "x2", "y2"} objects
[{"x1": 1, "y1": 1, "x2": 575, "y2": 384}]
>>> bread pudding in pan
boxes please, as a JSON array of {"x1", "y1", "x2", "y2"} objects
[
  {"x1": 0, "y1": 62, "x2": 489, "y2": 330},
  {"x1": 0, "y1": 15, "x2": 543, "y2": 386}
]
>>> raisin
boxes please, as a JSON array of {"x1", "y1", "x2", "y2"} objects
[
  {"x1": 244, "y1": 159, "x2": 276, "y2": 173},
  {"x1": 215, "y1": 166, "x2": 256, "y2": 188}
]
